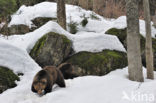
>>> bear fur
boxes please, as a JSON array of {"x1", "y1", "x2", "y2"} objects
[
  {"x1": 58, "y1": 63, "x2": 78, "y2": 79},
  {"x1": 31, "y1": 66, "x2": 65, "y2": 95}
]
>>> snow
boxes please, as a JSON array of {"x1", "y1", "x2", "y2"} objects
[
  {"x1": 1, "y1": 21, "x2": 73, "y2": 52},
  {"x1": 6, "y1": 2, "x2": 156, "y2": 53},
  {"x1": 0, "y1": 59, "x2": 156, "y2": 103},
  {"x1": 2, "y1": 2, "x2": 127, "y2": 53},
  {"x1": 9, "y1": 2, "x2": 103, "y2": 28},
  {"x1": 9, "y1": 2, "x2": 156, "y2": 38},
  {"x1": 1, "y1": 21, "x2": 126, "y2": 53},
  {"x1": 0, "y1": 39, "x2": 41, "y2": 73},
  {"x1": 0, "y1": 1, "x2": 156, "y2": 103},
  {"x1": 73, "y1": 31, "x2": 125, "y2": 52}
]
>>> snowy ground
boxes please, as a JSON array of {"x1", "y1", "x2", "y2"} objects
[
  {"x1": 0, "y1": 40, "x2": 155, "y2": 103},
  {"x1": 0, "y1": 2, "x2": 156, "y2": 103}
]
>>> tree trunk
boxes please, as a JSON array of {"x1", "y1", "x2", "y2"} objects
[
  {"x1": 152, "y1": 14, "x2": 156, "y2": 28},
  {"x1": 126, "y1": 0, "x2": 144, "y2": 82},
  {"x1": 57, "y1": 0, "x2": 66, "y2": 30},
  {"x1": 143, "y1": 0, "x2": 154, "y2": 79}
]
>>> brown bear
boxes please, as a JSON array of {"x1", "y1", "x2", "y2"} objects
[
  {"x1": 31, "y1": 66, "x2": 65, "y2": 95},
  {"x1": 58, "y1": 63, "x2": 78, "y2": 79}
]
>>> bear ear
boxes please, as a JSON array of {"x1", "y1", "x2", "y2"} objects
[{"x1": 31, "y1": 84, "x2": 37, "y2": 93}]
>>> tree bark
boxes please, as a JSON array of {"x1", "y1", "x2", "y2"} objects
[
  {"x1": 143, "y1": 0, "x2": 154, "y2": 79},
  {"x1": 153, "y1": 14, "x2": 156, "y2": 28},
  {"x1": 126, "y1": 0, "x2": 144, "y2": 82},
  {"x1": 57, "y1": 0, "x2": 66, "y2": 30}
]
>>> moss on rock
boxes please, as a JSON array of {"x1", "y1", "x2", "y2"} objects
[
  {"x1": 66, "y1": 50, "x2": 127, "y2": 76},
  {"x1": 0, "y1": 66, "x2": 19, "y2": 93},
  {"x1": 30, "y1": 32, "x2": 73, "y2": 67},
  {"x1": 105, "y1": 27, "x2": 156, "y2": 70},
  {"x1": 105, "y1": 28, "x2": 127, "y2": 45},
  {"x1": 30, "y1": 34, "x2": 47, "y2": 56}
]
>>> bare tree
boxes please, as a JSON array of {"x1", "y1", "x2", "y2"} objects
[
  {"x1": 126, "y1": 0, "x2": 144, "y2": 82},
  {"x1": 57, "y1": 0, "x2": 66, "y2": 30},
  {"x1": 143, "y1": 0, "x2": 154, "y2": 79}
]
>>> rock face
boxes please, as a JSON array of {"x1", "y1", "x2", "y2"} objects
[
  {"x1": 30, "y1": 32, "x2": 73, "y2": 67},
  {"x1": 65, "y1": 50, "x2": 127, "y2": 76},
  {"x1": 0, "y1": 24, "x2": 30, "y2": 35},
  {"x1": 0, "y1": 66, "x2": 19, "y2": 93},
  {"x1": 105, "y1": 28, "x2": 156, "y2": 70}
]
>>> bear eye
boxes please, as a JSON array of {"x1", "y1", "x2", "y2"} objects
[{"x1": 41, "y1": 81, "x2": 46, "y2": 84}]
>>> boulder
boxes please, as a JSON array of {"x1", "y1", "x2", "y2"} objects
[
  {"x1": 0, "y1": 24, "x2": 30, "y2": 35},
  {"x1": 105, "y1": 28, "x2": 156, "y2": 70},
  {"x1": 9, "y1": 24, "x2": 30, "y2": 34},
  {"x1": 0, "y1": 66, "x2": 19, "y2": 93},
  {"x1": 30, "y1": 32, "x2": 73, "y2": 67},
  {"x1": 32, "y1": 17, "x2": 57, "y2": 29},
  {"x1": 65, "y1": 50, "x2": 127, "y2": 76}
]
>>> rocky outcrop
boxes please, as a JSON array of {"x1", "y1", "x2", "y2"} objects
[
  {"x1": 30, "y1": 32, "x2": 73, "y2": 67},
  {"x1": 0, "y1": 66, "x2": 19, "y2": 93},
  {"x1": 65, "y1": 50, "x2": 127, "y2": 76},
  {"x1": 105, "y1": 28, "x2": 156, "y2": 70}
]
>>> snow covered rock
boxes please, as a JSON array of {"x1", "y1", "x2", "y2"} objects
[
  {"x1": 105, "y1": 28, "x2": 127, "y2": 49},
  {"x1": 106, "y1": 28, "x2": 156, "y2": 70},
  {"x1": 65, "y1": 50, "x2": 127, "y2": 76},
  {"x1": 32, "y1": 17, "x2": 57, "y2": 30},
  {"x1": 30, "y1": 32, "x2": 73, "y2": 67},
  {"x1": 0, "y1": 66, "x2": 19, "y2": 93}
]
